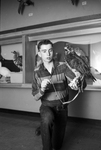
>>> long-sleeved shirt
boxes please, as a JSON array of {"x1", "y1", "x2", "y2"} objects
[{"x1": 32, "y1": 60, "x2": 77, "y2": 102}]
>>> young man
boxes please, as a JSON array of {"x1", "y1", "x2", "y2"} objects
[{"x1": 32, "y1": 39, "x2": 84, "y2": 150}]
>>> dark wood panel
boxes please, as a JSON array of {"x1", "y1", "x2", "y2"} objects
[{"x1": 25, "y1": 36, "x2": 36, "y2": 83}]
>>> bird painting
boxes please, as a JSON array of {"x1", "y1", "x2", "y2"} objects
[{"x1": 17, "y1": 0, "x2": 34, "y2": 15}]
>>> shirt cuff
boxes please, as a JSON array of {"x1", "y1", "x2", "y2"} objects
[{"x1": 40, "y1": 89, "x2": 44, "y2": 96}]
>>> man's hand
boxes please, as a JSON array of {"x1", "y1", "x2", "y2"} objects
[
  {"x1": 41, "y1": 79, "x2": 50, "y2": 92},
  {"x1": 68, "y1": 77, "x2": 81, "y2": 90},
  {"x1": 69, "y1": 76, "x2": 86, "y2": 91}
]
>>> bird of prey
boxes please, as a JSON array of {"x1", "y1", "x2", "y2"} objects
[
  {"x1": 64, "y1": 43, "x2": 96, "y2": 91},
  {"x1": 17, "y1": 0, "x2": 34, "y2": 15},
  {"x1": 12, "y1": 51, "x2": 22, "y2": 68},
  {"x1": 71, "y1": 0, "x2": 79, "y2": 6},
  {"x1": 53, "y1": 41, "x2": 96, "y2": 92}
]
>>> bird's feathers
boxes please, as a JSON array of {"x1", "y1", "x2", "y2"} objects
[
  {"x1": 18, "y1": 0, "x2": 25, "y2": 14},
  {"x1": 53, "y1": 41, "x2": 96, "y2": 92},
  {"x1": 64, "y1": 43, "x2": 96, "y2": 80},
  {"x1": 17, "y1": 0, "x2": 34, "y2": 14},
  {"x1": 71, "y1": 0, "x2": 79, "y2": 6},
  {"x1": 25, "y1": 0, "x2": 34, "y2": 6},
  {"x1": 0, "y1": 62, "x2": 11, "y2": 77}
]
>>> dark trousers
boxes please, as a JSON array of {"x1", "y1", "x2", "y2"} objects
[{"x1": 40, "y1": 104, "x2": 68, "y2": 150}]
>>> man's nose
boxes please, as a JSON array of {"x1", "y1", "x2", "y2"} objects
[{"x1": 47, "y1": 50, "x2": 50, "y2": 55}]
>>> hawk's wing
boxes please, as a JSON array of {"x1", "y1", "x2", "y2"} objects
[{"x1": 18, "y1": 0, "x2": 25, "y2": 14}]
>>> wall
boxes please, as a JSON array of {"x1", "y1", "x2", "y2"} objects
[
  {"x1": 69, "y1": 90, "x2": 101, "y2": 120},
  {"x1": 0, "y1": 87, "x2": 41, "y2": 112},
  {"x1": 0, "y1": 0, "x2": 101, "y2": 120},
  {"x1": 0, "y1": 87, "x2": 101, "y2": 120},
  {"x1": 1, "y1": 0, "x2": 101, "y2": 31}
]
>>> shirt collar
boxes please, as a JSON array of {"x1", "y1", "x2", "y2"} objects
[{"x1": 39, "y1": 59, "x2": 59, "y2": 71}]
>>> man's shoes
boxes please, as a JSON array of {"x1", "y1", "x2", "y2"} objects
[{"x1": 35, "y1": 126, "x2": 41, "y2": 136}]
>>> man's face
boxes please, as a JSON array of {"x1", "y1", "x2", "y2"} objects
[{"x1": 38, "y1": 44, "x2": 53, "y2": 63}]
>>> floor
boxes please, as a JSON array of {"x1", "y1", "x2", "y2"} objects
[{"x1": 0, "y1": 109, "x2": 101, "y2": 150}]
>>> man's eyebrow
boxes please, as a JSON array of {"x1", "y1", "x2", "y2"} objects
[
  {"x1": 40, "y1": 48, "x2": 53, "y2": 51},
  {"x1": 40, "y1": 49, "x2": 46, "y2": 51}
]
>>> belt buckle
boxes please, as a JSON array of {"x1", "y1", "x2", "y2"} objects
[{"x1": 56, "y1": 105, "x2": 64, "y2": 111}]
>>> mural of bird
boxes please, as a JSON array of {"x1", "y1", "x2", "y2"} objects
[{"x1": 17, "y1": 0, "x2": 34, "y2": 15}]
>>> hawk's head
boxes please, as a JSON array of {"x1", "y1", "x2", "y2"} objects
[{"x1": 64, "y1": 43, "x2": 74, "y2": 55}]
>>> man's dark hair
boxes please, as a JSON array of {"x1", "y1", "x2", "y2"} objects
[{"x1": 37, "y1": 39, "x2": 53, "y2": 51}]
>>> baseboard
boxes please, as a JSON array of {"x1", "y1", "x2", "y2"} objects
[
  {"x1": 0, "y1": 108, "x2": 101, "y2": 124},
  {"x1": 0, "y1": 108, "x2": 40, "y2": 118}
]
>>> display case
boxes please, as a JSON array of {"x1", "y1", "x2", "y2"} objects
[
  {"x1": 0, "y1": 35, "x2": 36, "y2": 87},
  {"x1": 0, "y1": 17, "x2": 101, "y2": 90}
]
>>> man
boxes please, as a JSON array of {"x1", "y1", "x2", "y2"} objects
[{"x1": 32, "y1": 39, "x2": 85, "y2": 150}]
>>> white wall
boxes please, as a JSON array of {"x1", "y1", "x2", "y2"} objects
[
  {"x1": 69, "y1": 90, "x2": 101, "y2": 120},
  {"x1": 1, "y1": 0, "x2": 101, "y2": 31},
  {"x1": 0, "y1": 87, "x2": 41, "y2": 112},
  {"x1": 0, "y1": 87, "x2": 101, "y2": 120}
]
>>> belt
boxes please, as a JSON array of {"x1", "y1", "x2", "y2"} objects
[{"x1": 54, "y1": 104, "x2": 67, "y2": 111}]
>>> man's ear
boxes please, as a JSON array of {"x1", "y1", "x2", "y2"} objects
[{"x1": 38, "y1": 51, "x2": 41, "y2": 58}]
